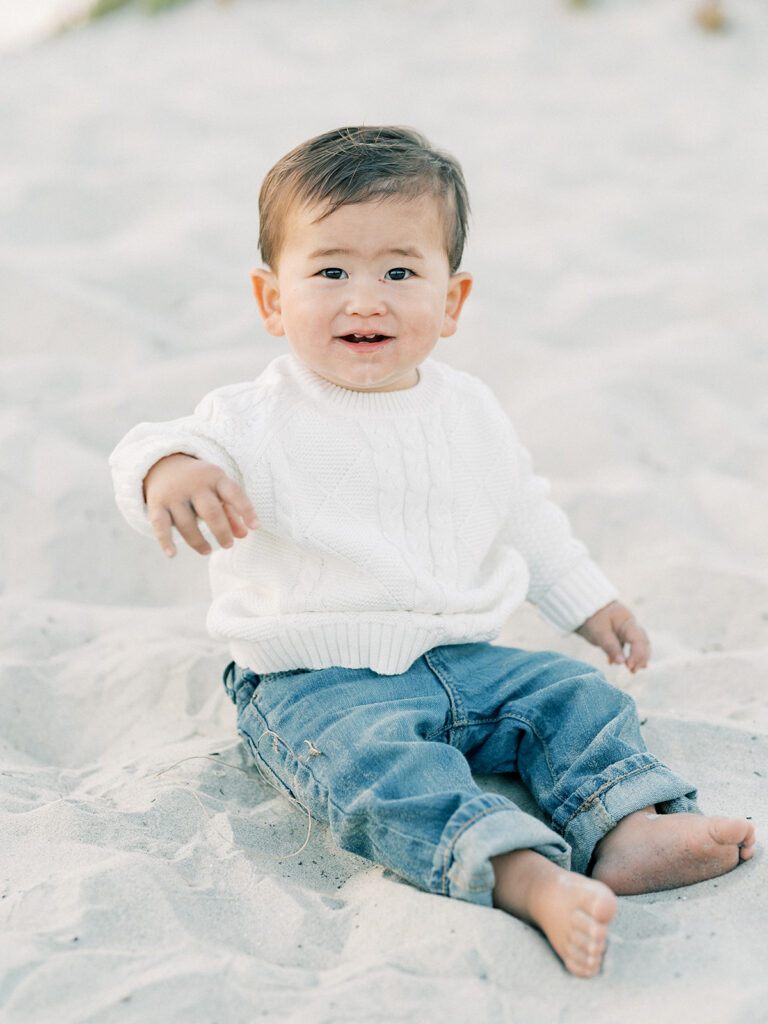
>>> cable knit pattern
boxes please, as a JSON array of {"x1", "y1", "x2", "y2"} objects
[{"x1": 109, "y1": 354, "x2": 617, "y2": 674}]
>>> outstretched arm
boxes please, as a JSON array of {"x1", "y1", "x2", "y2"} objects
[
  {"x1": 143, "y1": 453, "x2": 259, "y2": 558},
  {"x1": 576, "y1": 600, "x2": 650, "y2": 673}
]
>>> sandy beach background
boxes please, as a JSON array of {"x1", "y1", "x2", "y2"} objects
[{"x1": 1, "y1": 1, "x2": 767, "y2": 1021}]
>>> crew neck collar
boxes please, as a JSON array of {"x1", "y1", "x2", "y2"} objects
[{"x1": 285, "y1": 354, "x2": 445, "y2": 415}]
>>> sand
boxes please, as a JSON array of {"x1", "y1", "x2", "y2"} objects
[{"x1": 1, "y1": 1, "x2": 767, "y2": 1021}]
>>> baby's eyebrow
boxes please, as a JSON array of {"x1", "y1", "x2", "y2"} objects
[
  {"x1": 386, "y1": 246, "x2": 424, "y2": 260},
  {"x1": 307, "y1": 246, "x2": 425, "y2": 260},
  {"x1": 307, "y1": 247, "x2": 351, "y2": 259}
]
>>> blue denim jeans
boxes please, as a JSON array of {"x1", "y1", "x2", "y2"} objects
[{"x1": 223, "y1": 643, "x2": 698, "y2": 906}]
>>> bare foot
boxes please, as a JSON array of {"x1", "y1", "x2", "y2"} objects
[
  {"x1": 491, "y1": 849, "x2": 617, "y2": 978},
  {"x1": 591, "y1": 808, "x2": 756, "y2": 895}
]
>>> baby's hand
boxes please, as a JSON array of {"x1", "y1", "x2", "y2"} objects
[
  {"x1": 576, "y1": 600, "x2": 650, "y2": 673},
  {"x1": 143, "y1": 453, "x2": 259, "y2": 558}
]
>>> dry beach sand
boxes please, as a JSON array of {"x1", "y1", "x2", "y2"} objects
[{"x1": 1, "y1": 1, "x2": 767, "y2": 1021}]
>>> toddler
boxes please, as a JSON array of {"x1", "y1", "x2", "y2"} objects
[{"x1": 110, "y1": 126, "x2": 755, "y2": 977}]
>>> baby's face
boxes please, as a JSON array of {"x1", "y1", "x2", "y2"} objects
[{"x1": 252, "y1": 194, "x2": 472, "y2": 393}]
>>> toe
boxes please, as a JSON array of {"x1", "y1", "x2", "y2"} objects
[
  {"x1": 565, "y1": 942, "x2": 604, "y2": 978},
  {"x1": 587, "y1": 884, "x2": 619, "y2": 924},
  {"x1": 741, "y1": 821, "x2": 757, "y2": 850},
  {"x1": 739, "y1": 835, "x2": 756, "y2": 861},
  {"x1": 710, "y1": 816, "x2": 754, "y2": 848},
  {"x1": 569, "y1": 926, "x2": 607, "y2": 962}
]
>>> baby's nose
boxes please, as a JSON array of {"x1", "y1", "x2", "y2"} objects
[{"x1": 344, "y1": 280, "x2": 387, "y2": 317}]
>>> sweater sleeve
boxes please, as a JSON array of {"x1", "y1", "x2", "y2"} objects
[
  {"x1": 503, "y1": 428, "x2": 618, "y2": 634},
  {"x1": 108, "y1": 389, "x2": 244, "y2": 538}
]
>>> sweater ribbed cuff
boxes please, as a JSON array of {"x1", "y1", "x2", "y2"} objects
[
  {"x1": 109, "y1": 434, "x2": 235, "y2": 536},
  {"x1": 535, "y1": 560, "x2": 618, "y2": 634}
]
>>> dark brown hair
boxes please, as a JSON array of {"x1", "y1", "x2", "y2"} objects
[{"x1": 258, "y1": 126, "x2": 470, "y2": 273}]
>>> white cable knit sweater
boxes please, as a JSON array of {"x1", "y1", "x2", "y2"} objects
[{"x1": 110, "y1": 354, "x2": 617, "y2": 675}]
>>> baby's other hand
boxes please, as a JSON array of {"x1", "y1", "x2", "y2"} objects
[
  {"x1": 143, "y1": 453, "x2": 259, "y2": 558},
  {"x1": 576, "y1": 601, "x2": 650, "y2": 673}
]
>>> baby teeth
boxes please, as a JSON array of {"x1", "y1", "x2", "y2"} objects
[{"x1": 342, "y1": 332, "x2": 389, "y2": 343}]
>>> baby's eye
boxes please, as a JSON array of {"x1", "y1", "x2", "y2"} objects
[
  {"x1": 318, "y1": 268, "x2": 347, "y2": 280},
  {"x1": 383, "y1": 267, "x2": 413, "y2": 281}
]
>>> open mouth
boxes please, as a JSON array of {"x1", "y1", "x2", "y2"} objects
[{"x1": 339, "y1": 333, "x2": 392, "y2": 345}]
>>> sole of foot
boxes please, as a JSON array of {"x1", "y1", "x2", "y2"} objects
[{"x1": 592, "y1": 811, "x2": 756, "y2": 896}]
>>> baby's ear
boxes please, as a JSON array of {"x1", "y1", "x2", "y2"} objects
[
  {"x1": 441, "y1": 272, "x2": 473, "y2": 338},
  {"x1": 251, "y1": 269, "x2": 285, "y2": 336}
]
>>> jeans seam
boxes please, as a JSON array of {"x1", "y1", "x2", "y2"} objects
[
  {"x1": 561, "y1": 760, "x2": 664, "y2": 832},
  {"x1": 243, "y1": 705, "x2": 440, "y2": 858},
  {"x1": 426, "y1": 711, "x2": 559, "y2": 786},
  {"x1": 241, "y1": 705, "x2": 331, "y2": 806},
  {"x1": 423, "y1": 650, "x2": 466, "y2": 732}
]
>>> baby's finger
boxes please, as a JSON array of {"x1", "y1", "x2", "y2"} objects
[
  {"x1": 148, "y1": 504, "x2": 176, "y2": 558},
  {"x1": 222, "y1": 502, "x2": 250, "y2": 540},
  {"x1": 622, "y1": 621, "x2": 651, "y2": 672},
  {"x1": 170, "y1": 501, "x2": 212, "y2": 556},
  {"x1": 602, "y1": 632, "x2": 626, "y2": 666},
  {"x1": 193, "y1": 492, "x2": 236, "y2": 550},
  {"x1": 216, "y1": 477, "x2": 259, "y2": 530},
  {"x1": 582, "y1": 620, "x2": 625, "y2": 665}
]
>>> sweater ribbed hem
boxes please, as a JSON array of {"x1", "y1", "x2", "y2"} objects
[{"x1": 228, "y1": 622, "x2": 486, "y2": 677}]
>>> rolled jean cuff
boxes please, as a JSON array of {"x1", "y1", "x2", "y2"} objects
[
  {"x1": 562, "y1": 758, "x2": 700, "y2": 874},
  {"x1": 430, "y1": 793, "x2": 571, "y2": 907}
]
